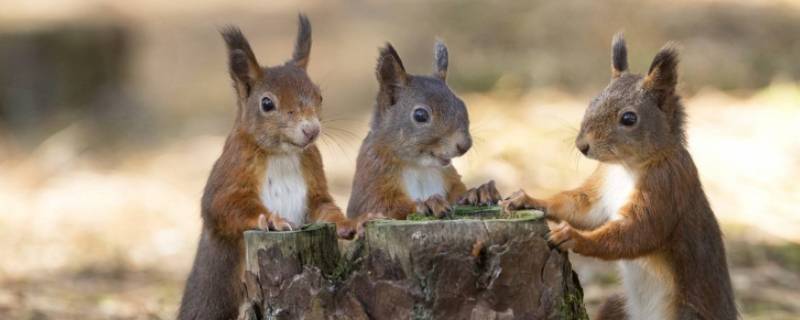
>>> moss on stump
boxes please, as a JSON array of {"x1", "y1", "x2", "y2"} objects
[{"x1": 239, "y1": 207, "x2": 587, "y2": 320}]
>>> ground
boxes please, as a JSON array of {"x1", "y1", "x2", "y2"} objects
[
  {"x1": 1, "y1": 0, "x2": 799, "y2": 318},
  {"x1": 2, "y1": 88, "x2": 799, "y2": 319}
]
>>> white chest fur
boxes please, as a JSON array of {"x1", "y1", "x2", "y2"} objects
[
  {"x1": 586, "y1": 164, "x2": 675, "y2": 319},
  {"x1": 401, "y1": 166, "x2": 446, "y2": 201},
  {"x1": 585, "y1": 164, "x2": 637, "y2": 225},
  {"x1": 259, "y1": 154, "x2": 308, "y2": 226},
  {"x1": 619, "y1": 256, "x2": 677, "y2": 320}
]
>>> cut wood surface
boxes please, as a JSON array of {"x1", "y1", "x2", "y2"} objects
[{"x1": 239, "y1": 208, "x2": 587, "y2": 320}]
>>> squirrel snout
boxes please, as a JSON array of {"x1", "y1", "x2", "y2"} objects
[
  {"x1": 456, "y1": 141, "x2": 471, "y2": 156},
  {"x1": 577, "y1": 142, "x2": 590, "y2": 156},
  {"x1": 302, "y1": 126, "x2": 320, "y2": 142}
]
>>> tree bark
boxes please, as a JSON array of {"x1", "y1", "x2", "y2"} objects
[{"x1": 240, "y1": 212, "x2": 587, "y2": 320}]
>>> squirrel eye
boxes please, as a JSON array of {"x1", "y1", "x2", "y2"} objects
[
  {"x1": 261, "y1": 97, "x2": 275, "y2": 112},
  {"x1": 620, "y1": 111, "x2": 637, "y2": 126},
  {"x1": 413, "y1": 108, "x2": 430, "y2": 123}
]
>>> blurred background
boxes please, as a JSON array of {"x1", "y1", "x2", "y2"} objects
[{"x1": 1, "y1": 0, "x2": 798, "y2": 319}]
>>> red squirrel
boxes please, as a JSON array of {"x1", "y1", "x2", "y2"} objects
[
  {"x1": 501, "y1": 34, "x2": 737, "y2": 319},
  {"x1": 178, "y1": 15, "x2": 363, "y2": 320},
  {"x1": 347, "y1": 41, "x2": 502, "y2": 220}
]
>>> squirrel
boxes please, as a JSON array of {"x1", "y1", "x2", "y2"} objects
[
  {"x1": 178, "y1": 15, "x2": 365, "y2": 320},
  {"x1": 501, "y1": 34, "x2": 737, "y2": 319},
  {"x1": 346, "y1": 41, "x2": 502, "y2": 220}
]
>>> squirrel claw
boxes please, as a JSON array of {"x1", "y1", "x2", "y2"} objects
[
  {"x1": 547, "y1": 222, "x2": 575, "y2": 251},
  {"x1": 417, "y1": 195, "x2": 452, "y2": 218},
  {"x1": 500, "y1": 189, "x2": 543, "y2": 213},
  {"x1": 257, "y1": 214, "x2": 269, "y2": 230},
  {"x1": 335, "y1": 221, "x2": 357, "y2": 240},
  {"x1": 355, "y1": 212, "x2": 387, "y2": 238},
  {"x1": 459, "y1": 180, "x2": 502, "y2": 206},
  {"x1": 263, "y1": 214, "x2": 293, "y2": 232}
]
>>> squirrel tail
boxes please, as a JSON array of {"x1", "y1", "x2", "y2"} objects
[{"x1": 178, "y1": 229, "x2": 243, "y2": 320}]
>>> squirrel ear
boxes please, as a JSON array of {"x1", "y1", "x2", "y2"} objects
[
  {"x1": 376, "y1": 43, "x2": 408, "y2": 90},
  {"x1": 432, "y1": 40, "x2": 448, "y2": 81},
  {"x1": 291, "y1": 14, "x2": 312, "y2": 70},
  {"x1": 611, "y1": 32, "x2": 628, "y2": 79},
  {"x1": 643, "y1": 43, "x2": 679, "y2": 95},
  {"x1": 221, "y1": 26, "x2": 262, "y2": 97}
]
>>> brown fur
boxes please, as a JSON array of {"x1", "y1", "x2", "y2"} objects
[
  {"x1": 596, "y1": 294, "x2": 628, "y2": 320},
  {"x1": 347, "y1": 42, "x2": 500, "y2": 220},
  {"x1": 348, "y1": 138, "x2": 468, "y2": 219},
  {"x1": 178, "y1": 15, "x2": 357, "y2": 320},
  {"x1": 502, "y1": 34, "x2": 736, "y2": 319}
]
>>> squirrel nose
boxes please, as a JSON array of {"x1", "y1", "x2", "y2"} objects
[
  {"x1": 578, "y1": 143, "x2": 590, "y2": 156},
  {"x1": 456, "y1": 141, "x2": 472, "y2": 156},
  {"x1": 302, "y1": 126, "x2": 320, "y2": 142}
]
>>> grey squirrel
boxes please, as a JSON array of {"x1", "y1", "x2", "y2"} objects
[{"x1": 347, "y1": 41, "x2": 502, "y2": 220}]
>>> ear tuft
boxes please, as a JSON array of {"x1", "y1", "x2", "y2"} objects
[
  {"x1": 643, "y1": 42, "x2": 679, "y2": 92},
  {"x1": 611, "y1": 32, "x2": 628, "y2": 78},
  {"x1": 221, "y1": 25, "x2": 250, "y2": 53},
  {"x1": 376, "y1": 43, "x2": 407, "y2": 87},
  {"x1": 433, "y1": 39, "x2": 448, "y2": 81},
  {"x1": 291, "y1": 14, "x2": 312, "y2": 69},
  {"x1": 375, "y1": 43, "x2": 407, "y2": 108},
  {"x1": 220, "y1": 25, "x2": 262, "y2": 96},
  {"x1": 229, "y1": 49, "x2": 253, "y2": 82}
]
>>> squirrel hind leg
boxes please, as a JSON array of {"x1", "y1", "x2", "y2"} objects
[{"x1": 595, "y1": 293, "x2": 628, "y2": 320}]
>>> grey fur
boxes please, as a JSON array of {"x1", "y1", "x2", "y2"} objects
[
  {"x1": 433, "y1": 39, "x2": 449, "y2": 80},
  {"x1": 611, "y1": 32, "x2": 628, "y2": 77},
  {"x1": 646, "y1": 43, "x2": 680, "y2": 90},
  {"x1": 578, "y1": 36, "x2": 686, "y2": 165},
  {"x1": 291, "y1": 14, "x2": 312, "y2": 69},
  {"x1": 371, "y1": 43, "x2": 470, "y2": 164}
]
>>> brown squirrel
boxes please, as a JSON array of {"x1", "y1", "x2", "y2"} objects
[
  {"x1": 501, "y1": 34, "x2": 737, "y2": 319},
  {"x1": 178, "y1": 15, "x2": 363, "y2": 320},
  {"x1": 346, "y1": 41, "x2": 501, "y2": 220}
]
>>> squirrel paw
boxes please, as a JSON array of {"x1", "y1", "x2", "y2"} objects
[
  {"x1": 334, "y1": 220, "x2": 357, "y2": 240},
  {"x1": 547, "y1": 221, "x2": 576, "y2": 251},
  {"x1": 417, "y1": 195, "x2": 452, "y2": 218},
  {"x1": 458, "y1": 180, "x2": 502, "y2": 206},
  {"x1": 499, "y1": 189, "x2": 545, "y2": 212},
  {"x1": 258, "y1": 214, "x2": 294, "y2": 232},
  {"x1": 333, "y1": 212, "x2": 387, "y2": 240},
  {"x1": 356, "y1": 212, "x2": 387, "y2": 237}
]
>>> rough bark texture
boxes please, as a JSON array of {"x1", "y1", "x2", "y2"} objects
[{"x1": 239, "y1": 214, "x2": 587, "y2": 320}]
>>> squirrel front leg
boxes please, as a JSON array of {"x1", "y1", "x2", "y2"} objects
[
  {"x1": 439, "y1": 166, "x2": 502, "y2": 206},
  {"x1": 549, "y1": 200, "x2": 677, "y2": 260},
  {"x1": 501, "y1": 168, "x2": 603, "y2": 230},
  {"x1": 309, "y1": 201, "x2": 360, "y2": 239},
  {"x1": 445, "y1": 172, "x2": 467, "y2": 203},
  {"x1": 501, "y1": 187, "x2": 599, "y2": 229},
  {"x1": 458, "y1": 180, "x2": 502, "y2": 206},
  {"x1": 316, "y1": 205, "x2": 386, "y2": 239},
  {"x1": 207, "y1": 188, "x2": 291, "y2": 240}
]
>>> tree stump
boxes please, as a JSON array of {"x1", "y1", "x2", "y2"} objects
[{"x1": 240, "y1": 209, "x2": 587, "y2": 320}]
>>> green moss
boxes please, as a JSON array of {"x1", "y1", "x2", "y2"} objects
[
  {"x1": 406, "y1": 205, "x2": 543, "y2": 221},
  {"x1": 327, "y1": 237, "x2": 366, "y2": 282},
  {"x1": 556, "y1": 269, "x2": 589, "y2": 320},
  {"x1": 406, "y1": 213, "x2": 439, "y2": 221},
  {"x1": 558, "y1": 292, "x2": 589, "y2": 320},
  {"x1": 299, "y1": 222, "x2": 330, "y2": 231}
]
